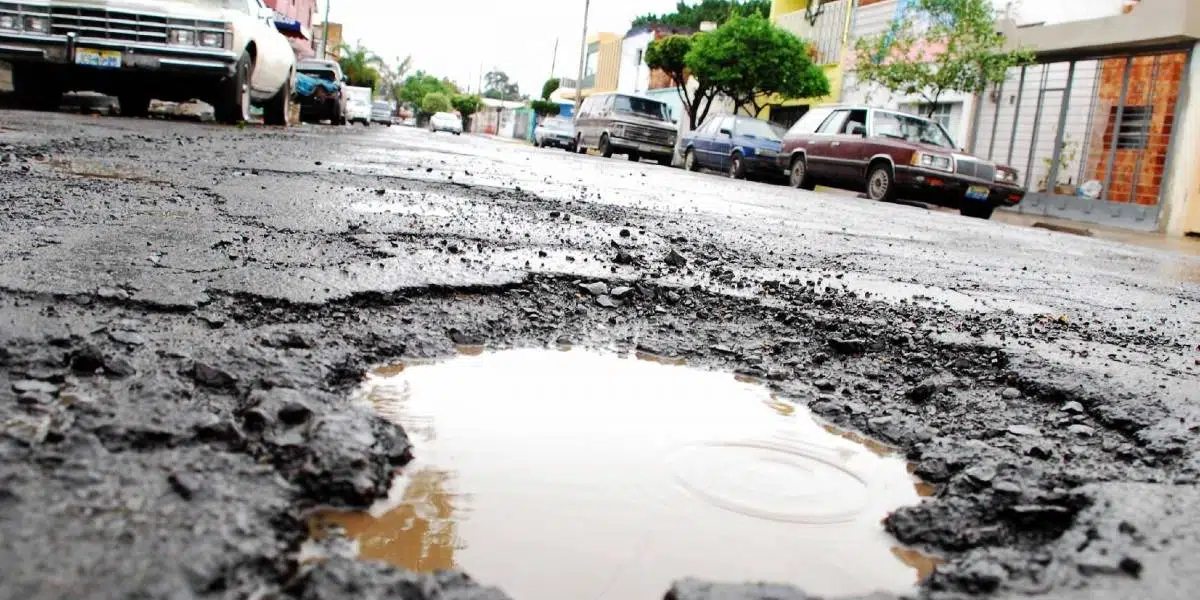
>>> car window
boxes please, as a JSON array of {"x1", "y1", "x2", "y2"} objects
[
  {"x1": 735, "y1": 118, "x2": 787, "y2": 140},
  {"x1": 840, "y1": 109, "x2": 868, "y2": 134},
  {"x1": 817, "y1": 110, "x2": 849, "y2": 135},
  {"x1": 787, "y1": 107, "x2": 833, "y2": 136},
  {"x1": 719, "y1": 117, "x2": 735, "y2": 133},
  {"x1": 871, "y1": 111, "x2": 955, "y2": 148},
  {"x1": 613, "y1": 95, "x2": 669, "y2": 121}
]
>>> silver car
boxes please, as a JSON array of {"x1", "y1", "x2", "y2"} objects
[
  {"x1": 371, "y1": 101, "x2": 394, "y2": 126},
  {"x1": 534, "y1": 116, "x2": 576, "y2": 151},
  {"x1": 430, "y1": 112, "x2": 463, "y2": 135}
]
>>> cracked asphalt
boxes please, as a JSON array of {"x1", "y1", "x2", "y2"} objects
[{"x1": 1, "y1": 110, "x2": 1199, "y2": 600}]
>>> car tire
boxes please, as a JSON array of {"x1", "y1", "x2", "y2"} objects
[
  {"x1": 627, "y1": 152, "x2": 640, "y2": 162},
  {"x1": 215, "y1": 53, "x2": 252, "y2": 124},
  {"x1": 729, "y1": 152, "x2": 746, "y2": 180},
  {"x1": 960, "y1": 204, "x2": 995, "y2": 220},
  {"x1": 598, "y1": 134, "x2": 613, "y2": 158},
  {"x1": 866, "y1": 163, "x2": 898, "y2": 202},
  {"x1": 262, "y1": 73, "x2": 292, "y2": 127},
  {"x1": 684, "y1": 148, "x2": 699, "y2": 172},
  {"x1": 117, "y1": 93, "x2": 151, "y2": 119},
  {"x1": 575, "y1": 136, "x2": 587, "y2": 154},
  {"x1": 789, "y1": 155, "x2": 815, "y2": 190}
]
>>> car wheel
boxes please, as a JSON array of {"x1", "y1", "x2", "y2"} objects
[
  {"x1": 960, "y1": 204, "x2": 995, "y2": 220},
  {"x1": 627, "y1": 152, "x2": 640, "y2": 162},
  {"x1": 263, "y1": 73, "x2": 292, "y2": 126},
  {"x1": 866, "y1": 163, "x2": 897, "y2": 202},
  {"x1": 215, "y1": 53, "x2": 252, "y2": 124},
  {"x1": 117, "y1": 93, "x2": 151, "y2": 119},
  {"x1": 575, "y1": 136, "x2": 587, "y2": 154},
  {"x1": 598, "y1": 134, "x2": 613, "y2": 158},
  {"x1": 789, "y1": 156, "x2": 815, "y2": 190},
  {"x1": 729, "y1": 152, "x2": 746, "y2": 180},
  {"x1": 684, "y1": 149, "x2": 699, "y2": 172}
]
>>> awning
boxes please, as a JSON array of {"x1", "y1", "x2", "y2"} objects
[{"x1": 273, "y1": 12, "x2": 312, "y2": 40}]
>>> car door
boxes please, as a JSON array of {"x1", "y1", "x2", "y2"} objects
[
  {"x1": 575, "y1": 98, "x2": 594, "y2": 146},
  {"x1": 691, "y1": 118, "x2": 717, "y2": 167},
  {"x1": 803, "y1": 109, "x2": 849, "y2": 179},
  {"x1": 826, "y1": 108, "x2": 869, "y2": 182},
  {"x1": 710, "y1": 117, "x2": 735, "y2": 171}
]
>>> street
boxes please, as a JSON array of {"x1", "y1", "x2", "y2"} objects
[{"x1": 1, "y1": 110, "x2": 1199, "y2": 600}]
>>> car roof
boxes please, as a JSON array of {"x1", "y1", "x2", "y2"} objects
[{"x1": 588, "y1": 92, "x2": 665, "y2": 103}]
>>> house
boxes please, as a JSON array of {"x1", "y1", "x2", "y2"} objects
[
  {"x1": 312, "y1": 22, "x2": 343, "y2": 60},
  {"x1": 968, "y1": 0, "x2": 1200, "y2": 235},
  {"x1": 472, "y1": 98, "x2": 534, "y2": 140},
  {"x1": 558, "y1": 33, "x2": 622, "y2": 105},
  {"x1": 766, "y1": 0, "x2": 856, "y2": 129}
]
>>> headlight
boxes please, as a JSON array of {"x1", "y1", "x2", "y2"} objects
[
  {"x1": 994, "y1": 168, "x2": 1019, "y2": 184},
  {"x1": 24, "y1": 16, "x2": 48, "y2": 33},
  {"x1": 912, "y1": 151, "x2": 953, "y2": 172},
  {"x1": 0, "y1": 14, "x2": 18, "y2": 30},
  {"x1": 198, "y1": 31, "x2": 224, "y2": 48},
  {"x1": 168, "y1": 28, "x2": 195, "y2": 45}
]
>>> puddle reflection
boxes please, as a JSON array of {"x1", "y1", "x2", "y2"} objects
[{"x1": 315, "y1": 349, "x2": 937, "y2": 600}]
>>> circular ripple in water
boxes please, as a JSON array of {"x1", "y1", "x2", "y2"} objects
[{"x1": 670, "y1": 439, "x2": 870, "y2": 524}]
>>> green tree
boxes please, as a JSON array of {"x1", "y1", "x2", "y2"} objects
[
  {"x1": 853, "y1": 0, "x2": 1035, "y2": 117},
  {"x1": 632, "y1": 0, "x2": 769, "y2": 29},
  {"x1": 529, "y1": 99, "x2": 560, "y2": 117},
  {"x1": 452, "y1": 94, "x2": 482, "y2": 122},
  {"x1": 540, "y1": 78, "x2": 561, "y2": 100},
  {"x1": 400, "y1": 71, "x2": 454, "y2": 109},
  {"x1": 645, "y1": 34, "x2": 717, "y2": 129},
  {"x1": 483, "y1": 70, "x2": 521, "y2": 101},
  {"x1": 337, "y1": 42, "x2": 383, "y2": 89},
  {"x1": 420, "y1": 92, "x2": 453, "y2": 115},
  {"x1": 687, "y1": 14, "x2": 830, "y2": 116}
]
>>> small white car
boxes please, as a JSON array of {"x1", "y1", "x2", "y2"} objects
[
  {"x1": 430, "y1": 112, "x2": 462, "y2": 135},
  {"x1": 0, "y1": 0, "x2": 296, "y2": 125},
  {"x1": 343, "y1": 86, "x2": 372, "y2": 126}
]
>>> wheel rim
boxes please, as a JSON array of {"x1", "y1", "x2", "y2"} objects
[
  {"x1": 685, "y1": 151, "x2": 694, "y2": 171},
  {"x1": 791, "y1": 161, "x2": 805, "y2": 187},
  {"x1": 730, "y1": 157, "x2": 741, "y2": 178},
  {"x1": 600, "y1": 136, "x2": 609, "y2": 155},
  {"x1": 869, "y1": 170, "x2": 889, "y2": 200}
]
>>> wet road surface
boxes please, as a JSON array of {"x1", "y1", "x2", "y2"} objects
[{"x1": 0, "y1": 110, "x2": 1198, "y2": 600}]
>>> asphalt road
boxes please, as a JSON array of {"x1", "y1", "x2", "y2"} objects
[{"x1": 1, "y1": 110, "x2": 1198, "y2": 600}]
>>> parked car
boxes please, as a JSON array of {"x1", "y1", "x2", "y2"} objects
[
  {"x1": 296, "y1": 59, "x2": 347, "y2": 125},
  {"x1": 682, "y1": 115, "x2": 787, "y2": 180},
  {"x1": 0, "y1": 0, "x2": 295, "y2": 125},
  {"x1": 574, "y1": 92, "x2": 676, "y2": 166},
  {"x1": 371, "y1": 101, "x2": 394, "y2": 126},
  {"x1": 779, "y1": 105, "x2": 1026, "y2": 219},
  {"x1": 534, "y1": 116, "x2": 576, "y2": 150},
  {"x1": 344, "y1": 86, "x2": 373, "y2": 126},
  {"x1": 430, "y1": 112, "x2": 463, "y2": 135}
]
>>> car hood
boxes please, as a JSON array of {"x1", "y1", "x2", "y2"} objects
[
  {"x1": 63, "y1": 0, "x2": 226, "y2": 20},
  {"x1": 740, "y1": 136, "x2": 783, "y2": 151}
]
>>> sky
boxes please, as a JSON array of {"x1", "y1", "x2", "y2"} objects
[{"x1": 317, "y1": 0, "x2": 680, "y2": 96}]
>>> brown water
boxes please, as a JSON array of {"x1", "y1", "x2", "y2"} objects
[{"x1": 313, "y1": 349, "x2": 935, "y2": 599}]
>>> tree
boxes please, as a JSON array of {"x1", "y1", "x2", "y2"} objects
[
  {"x1": 400, "y1": 71, "x2": 454, "y2": 109},
  {"x1": 452, "y1": 94, "x2": 482, "y2": 120},
  {"x1": 645, "y1": 34, "x2": 717, "y2": 129},
  {"x1": 337, "y1": 42, "x2": 383, "y2": 89},
  {"x1": 530, "y1": 99, "x2": 560, "y2": 117},
  {"x1": 632, "y1": 0, "x2": 769, "y2": 29},
  {"x1": 483, "y1": 70, "x2": 521, "y2": 101},
  {"x1": 540, "y1": 78, "x2": 561, "y2": 100},
  {"x1": 687, "y1": 14, "x2": 830, "y2": 116},
  {"x1": 853, "y1": 0, "x2": 1035, "y2": 117},
  {"x1": 420, "y1": 92, "x2": 453, "y2": 115},
  {"x1": 382, "y1": 55, "x2": 414, "y2": 102}
]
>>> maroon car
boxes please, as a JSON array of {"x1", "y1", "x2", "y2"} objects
[{"x1": 777, "y1": 105, "x2": 1025, "y2": 219}]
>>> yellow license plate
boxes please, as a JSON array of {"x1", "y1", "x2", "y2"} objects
[
  {"x1": 966, "y1": 185, "x2": 990, "y2": 200},
  {"x1": 75, "y1": 48, "x2": 122, "y2": 69}
]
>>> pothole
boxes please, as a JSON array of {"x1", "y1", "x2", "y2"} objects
[{"x1": 311, "y1": 349, "x2": 937, "y2": 599}]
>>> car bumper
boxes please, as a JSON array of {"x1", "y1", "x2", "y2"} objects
[
  {"x1": 432, "y1": 126, "x2": 462, "y2": 133},
  {"x1": 539, "y1": 135, "x2": 575, "y2": 148},
  {"x1": 610, "y1": 136, "x2": 674, "y2": 157},
  {"x1": 744, "y1": 154, "x2": 782, "y2": 174},
  {"x1": 0, "y1": 31, "x2": 238, "y2": 76},
  {"x1": 895, "y1": 165, "x2": 1026, "y2": 207}
]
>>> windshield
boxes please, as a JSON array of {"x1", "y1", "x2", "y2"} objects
[
  {"x1": 299, "y1": 69, "x2": 337, "y2": 81},
  {"x1": 372, "y1": 102, "x2": 390, "y2": 110},
  {"x1": 736, "y1": 118, "x2": 787, "y2": 140},
  {"x1": 871, "y1": 112, "x2": 955, "y2": 148},
  {"x1": 433, "y1": 113, "x2": 457, "y2": 121},
  {"x1": 543, "y1": 117, "x2": 572, "y2": 131},
  {"x1": 613, "y1": 96, "x2": 668, "y2": 121}
]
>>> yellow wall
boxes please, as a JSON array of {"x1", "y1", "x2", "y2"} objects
[
  {"x1": 583, "y1": 33, "x2": 621, "y2": 95},
  {"x1": 765, "y1": 0, "x2": 851, "y2": 118},
  {"x1": 771, "y1": 0, "x2": 812, "y2": 19}
]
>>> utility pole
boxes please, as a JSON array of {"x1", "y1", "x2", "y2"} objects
[
  {"x1": 550, "y1": 38, "x2": 559, "y2": 82},
  {"x1": 319, "y1": 0, "x2": 331, "y2": 59},
  {"x1": 573, "y1": 0, "x2": 591, "y2": 114}
]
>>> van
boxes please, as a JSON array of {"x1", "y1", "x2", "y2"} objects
[
  {"x1": 344, "y1": 86, "x2": 373, "y2": 126},
  {"x1": 574, "y1": 92, "x2": 678, "y2": 165}
]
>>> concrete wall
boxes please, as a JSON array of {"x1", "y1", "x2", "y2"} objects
[{"x1": 1164, "y1": 42, "x2": 1200, "y2": 237}]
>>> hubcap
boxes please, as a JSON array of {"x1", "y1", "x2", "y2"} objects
[
  {"x1": 869, "y1": 170, "x2": 888, "y2": 199},
  {"x1": 731, "y1": 158, "x2": 741, "y2": 178},
  {"x1": 686, "y1": 152, "x2": 694, "y2": 170},
  {"x1": 791, "y1": 162, "x2": 805, "y2": 186}
]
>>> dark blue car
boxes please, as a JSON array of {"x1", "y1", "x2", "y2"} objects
[{"x1": 682, "y1": 115, "x2": 788, "y2": 180}]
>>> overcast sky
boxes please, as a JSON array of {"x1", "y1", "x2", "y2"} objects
[{"x1": 317, "y1": 0, "x2": 680, "y2": 95}]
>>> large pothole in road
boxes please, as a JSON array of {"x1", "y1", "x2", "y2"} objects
[{"x1": 311, "y1": 349, "x2": 937, "y2": 599}]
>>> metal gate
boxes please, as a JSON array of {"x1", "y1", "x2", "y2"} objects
[{"x1": 970, "y1": 48, "x2": 1194, "y2": 231}]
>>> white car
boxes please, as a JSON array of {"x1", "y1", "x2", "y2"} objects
[
  {"x1": 0, "y1": 0, "x2": 296, "y2": 125},
  {"x1": 343, "y1": 85, "x2": 372, "y2": 125},
  {"x1": 430, "y1": 112, "x2": 462, "y2": 135}
]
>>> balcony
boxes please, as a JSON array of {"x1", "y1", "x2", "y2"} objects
[{"x1": 774, "y1": 0, "x2": 849, "y2": 65}]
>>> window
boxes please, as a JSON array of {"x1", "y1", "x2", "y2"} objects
[
  {"x1": 734, "y1": 117, "x2": 787, "y2": 140},
  {"x1": 635, "y1": 49, "x2": 643, "y2": 65},
  {"x1": 871, "y1": 111, "x2": 955, "y2": 149},
  {"x1": 697, "y1": 117, "x2": 720, "y2": 135},
  {"x1": 1113, "y1": 105, "x2": 1151, "y2": 149},
  {"x1": 787, "y1": 107, "x2": 833, "y2": 136},
  {"x1": 769, "y1": 105, "x2": 809, "y2": 130},
  {"x1": 613, "y1": 95, "x2": 669, "y2": 121},
  {"x1": 840, "y1": 109, "x2": 868, "y2": 134},
  {"x1": 817, "y1": 110, "x2": 849, "y2": 134}
]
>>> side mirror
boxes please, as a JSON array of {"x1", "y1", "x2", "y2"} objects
[
  {"x1": 719, "y1": 128, "x2": 732, "y2": 136},
  {"x1": 850, "y1": 124, "x2": 866, "y2": 136}
]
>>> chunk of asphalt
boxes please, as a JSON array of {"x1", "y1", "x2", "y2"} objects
[{"x1": 664, "y1": 248, "x2": 687, "y2": 268}]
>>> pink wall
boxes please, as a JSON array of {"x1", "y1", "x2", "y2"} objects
[{"x1": 264, "y1": 0, "x2": 316, "y2": 29}]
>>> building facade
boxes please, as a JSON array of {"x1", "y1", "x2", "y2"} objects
[
  {"x1": 264, "y1": 0, "x2": 317, "y2": 58},
  {"x1": 312, "y1": 22, "x2": 344, "y2": 60},
  {"x1": 766, "y1": 0, "x2": 855, "y2": 129},
  {"x1": 581, "y1": 33, "x2": 621, "y2": 97}
]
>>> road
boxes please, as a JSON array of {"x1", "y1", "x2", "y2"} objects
[{"x1": 1, "y1": 110, "x2": 1198, "y2": 600}]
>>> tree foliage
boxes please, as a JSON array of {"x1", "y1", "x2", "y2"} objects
[
  {"x1": 853, "y1": 0, "x2": 1035, "y2": 116},
  {"x1": 483, "y1": 70, "x2": 521, "y2": 101},
  {"x1": 530, "y1": 99, "x2": 561, "y2": 117},
  {"x1": 451, "y1": 94, "x2": 482, "y2": 117},
  {"x1": 420, "y1": 92, "x2": 453, "y2": 115},
  {"x1": 400, "y1": 71, "x2": 455, "y2": 110},
  {"x1": 540, "y1": 78, "x2": 561, "y2": 100},
  {"x1": 337, "y1": 42, "x2": 383, "y2": 89},
  {"x1": 645, "y1": 34, "x2": 716, "y2": 129},
  {"x1": 632, "y1": 0, "x2": 770, "y2": 30},
  {"x1": 687, "y1": 14, "x2": 829, "y2": 116}
]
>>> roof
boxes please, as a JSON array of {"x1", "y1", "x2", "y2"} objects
[{"x1": 479, "y1": 98, "x2": 526, "y2": 110}]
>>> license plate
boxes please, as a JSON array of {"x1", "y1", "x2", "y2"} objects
[
  {"x1": 966, "y1": 185, "x2": 990, "y2": 200},
  {"x1": 75, "y1": 48, "x2": 122, "y2": 69}
]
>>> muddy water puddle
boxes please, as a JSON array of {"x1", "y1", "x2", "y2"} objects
[{"x1": 313, "y1": 349, "x2": 936, "y2": 599}]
